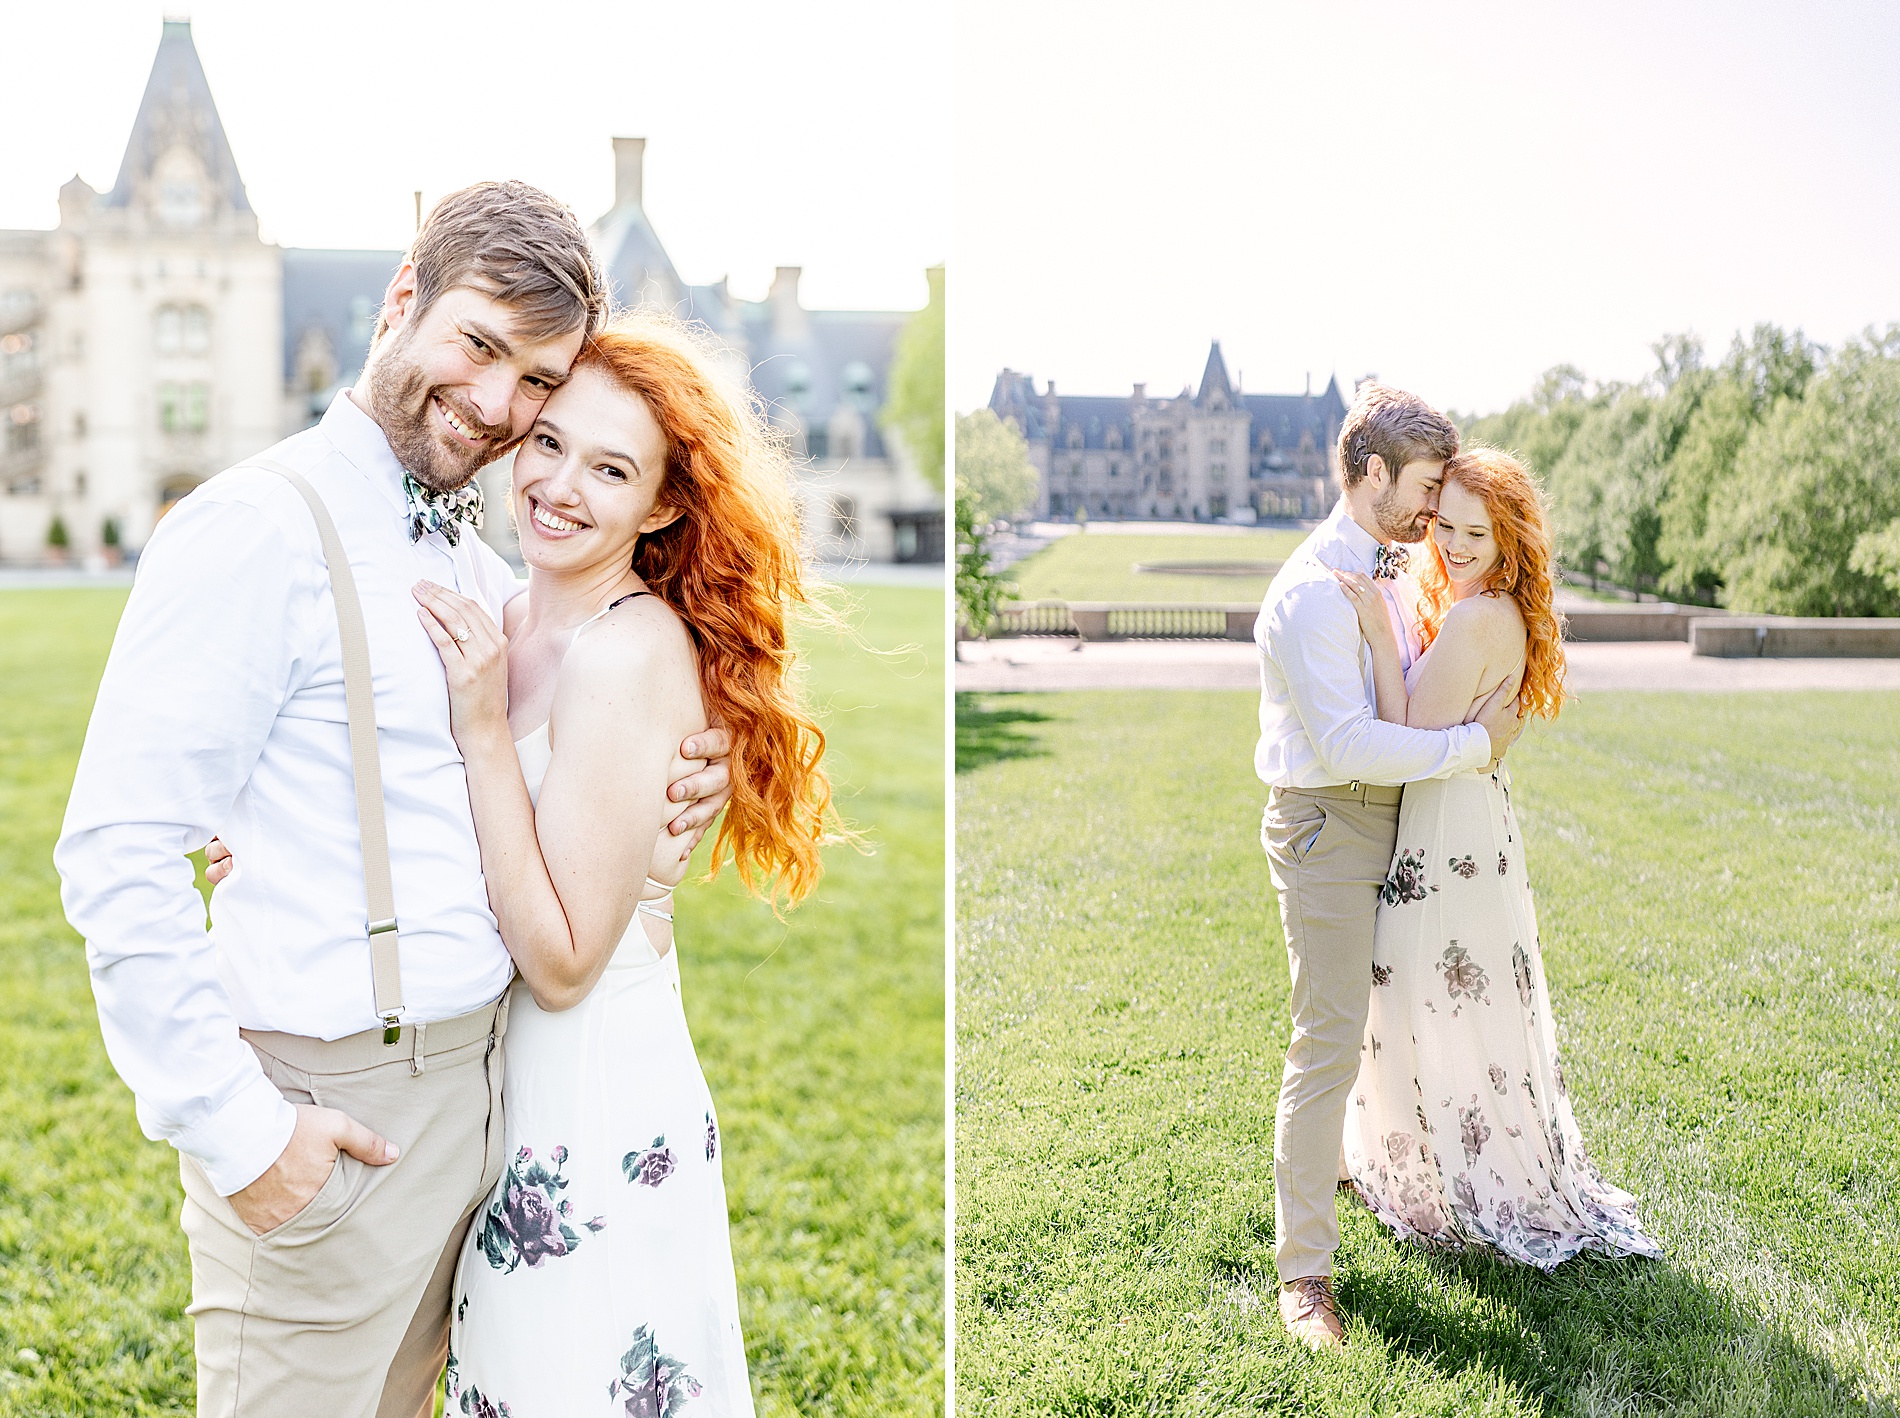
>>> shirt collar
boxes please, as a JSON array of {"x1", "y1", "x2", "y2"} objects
[
  {"x1": 1321, "y1": 499, "x2": 1384, "y2": 575},
  {"x1": 321, "y1": 390, "x2": 412, "y2": 522}
]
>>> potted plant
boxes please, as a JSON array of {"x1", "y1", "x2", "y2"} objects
[
  {"x1": 101, "y1": 515, "x2": 122, "y2": 567},
  {"x1": 46, "y1": 513, "x2": 70, "y2": 565}
]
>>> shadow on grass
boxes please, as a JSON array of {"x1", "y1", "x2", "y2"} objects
[
  {"x1": 956, "y1": 692, "x2": 1055, "y2": 774},
  {"x1": 1334, "y1": 1238, "x2": 1895, "y2": 1416}
]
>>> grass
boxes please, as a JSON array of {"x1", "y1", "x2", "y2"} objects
[
  {"x1": 956, "y1": 688, "x2": 1900, "y2": 1415},
  {"x1": 1007, "y1": 530, "x2": 1308, "y2": 604},
  {"x1": 0, "y1": 585, "x2": 943, "y2": 1417}
]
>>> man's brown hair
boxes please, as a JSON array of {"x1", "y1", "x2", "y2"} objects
[
  {"x1": 1336, "y1": 383, "x2": 1459, "y2": 489},
  {"x1": 377, "y1": 180, "x2": 607, "y2": 346}
]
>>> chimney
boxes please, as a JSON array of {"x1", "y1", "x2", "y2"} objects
[
  {"x1": 768, "y1": 267, "x2": 808, "y2": 339},
  {"x1": 613, "y1": 137, "x2": 646, "y2": 209},
  {"x1": 1132, "y1": 382, "x2": 1145, "y2": 401}
]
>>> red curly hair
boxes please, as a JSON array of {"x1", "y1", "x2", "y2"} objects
[
  {"x1": 1415, "y1": 446, "x2": 1568, "y2": 721},
  {"x1": 574, "y1": 310, "x2": 838, "y2": 907}
]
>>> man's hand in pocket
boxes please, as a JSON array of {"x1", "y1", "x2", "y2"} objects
[{"x1": 227, "y1": 1104, "x2": 399, "y2": 1236}]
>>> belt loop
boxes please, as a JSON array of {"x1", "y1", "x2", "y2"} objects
[{"x1": 410, "y1": 1020, "x2": 427, "y2": 1077}]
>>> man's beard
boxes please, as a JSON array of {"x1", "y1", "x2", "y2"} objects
[
  {"x1": 363, "y1": 325, "x2": 518, "y2": 492},
  {"x1": 1372, "y1": 481, "x2": 1431, "y2": 543}
]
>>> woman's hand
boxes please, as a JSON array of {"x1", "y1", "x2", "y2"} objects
[
  {"x1": 413, "y1": 581, "x2": 509, "y2": 744},
  {"x1": 1332, "y1": 568, "x2": 1398, "y2": 649}
]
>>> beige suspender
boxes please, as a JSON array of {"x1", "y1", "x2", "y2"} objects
[{"x1": 253, "y1": 459, "x2": 407, "y2": 1044}]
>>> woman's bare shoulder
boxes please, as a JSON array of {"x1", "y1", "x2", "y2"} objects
[
  {"x1": 1441, "y1": 592, "x2": 1526, "y2": 643},
  {"x1": 562, "y1": 596, "x2": 697, "y2": 694}
]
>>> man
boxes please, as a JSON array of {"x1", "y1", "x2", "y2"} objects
[
  {"x1": 1253, "y1": 384, "x2": 1521, "y2": 1349},
  {"x1": 56, "y1": 181, "x2": 733, "y2": 1415}
]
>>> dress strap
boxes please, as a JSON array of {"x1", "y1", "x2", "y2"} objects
[
  {"x1": 573, "y1": 589, "x2": 655, "y2": 638},
  {"x1": 638, "y1": 874, "x2": 675, "y2": 922}
]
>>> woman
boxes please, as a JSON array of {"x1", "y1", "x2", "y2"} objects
[
  {"x1": 1330, "y1": 446, "x2": 1662, "y2": 1270},
  {"x1": 414, "y1": 310, "x2": 835, "y2": 1416}
]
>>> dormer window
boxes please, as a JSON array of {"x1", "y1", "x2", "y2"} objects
[{"x1": 841, "y1": 360, "x2": 876, "y2": 411}]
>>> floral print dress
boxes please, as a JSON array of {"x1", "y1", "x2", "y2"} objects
[
  {"x1": 1341, "y1": 753, "x2": 1664, "y2": 1270},
  {"x1": 446, "y1": 725, "x2": 752, "y2": 1417}
]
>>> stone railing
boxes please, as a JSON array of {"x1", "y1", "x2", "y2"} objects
[
  {"x1": 973, "y1": 599, "x2": 1900, "y2": 656},
  {"x1": 1691, "y1": 618, "x2": 1900, "y2": 658},
  {"x1": 1560, "y1": 603, "x2": 1728, "y2": 641},
  {"x1": 984, "y1": 601, "x2": 1258, "y2": 642}
]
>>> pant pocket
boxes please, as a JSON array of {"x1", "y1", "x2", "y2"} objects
[{"x1": 1263, "y1": 797, "x2": 1329, "y2": 867}]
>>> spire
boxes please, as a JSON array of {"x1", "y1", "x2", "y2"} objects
[
  {"x1": 105, "y1": 19, "x2": 252, "y2": 214},
  {"x1": 1196, "y1": 340, "x2": 1234, "y2": 408}
]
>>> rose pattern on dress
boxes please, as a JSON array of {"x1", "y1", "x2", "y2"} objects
[
  {"x1": 458, "y1": 1386, "x2": 514, "y2": 1418},
  {"x1": 607, "y1": 1324, "x2": 703, "y2": 1416},
  {"x1": 478, "y1": 1145, "x2": 606, "y2": 1273},
  {"x1": 1441, "y1": 943, "x2": 1490, "y2": 1013},
  {"x1": 1371, "y1": 962, "x2": 1393, "y2": 987},
  {"x1": 623, "y1": 1137, "x2": 678, "y2": 1188},
  {"x1": 1459, "y1": 1104, "x2": 1491, "y2": 1163},
  {"x1": 1453, "y1": 1172, "x2": 1479, "y2": 1218},
  {"x1": 1380, "y1": 849, "x2": 1428, "y2": 906},
  {"x1": 1512, "y1": 943, "x2": 1535, "y2": 1007},
  {"x1": 1342, "y1": 771, "x2": 1666, "y2": 1272},
  {"x1": 704, "y1": 1112, "x2": 718, "y2": 1162}
]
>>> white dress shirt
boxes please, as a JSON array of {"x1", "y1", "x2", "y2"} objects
[
  {"x1": 57, "y1": 391, "x2": 524, "y2": 1195},
  {"x1": 1253, "y1": 502, "x2": 1490, "y2": 789}
]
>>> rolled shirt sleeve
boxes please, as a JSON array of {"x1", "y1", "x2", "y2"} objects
[
  {"x1": 56, "y1": 484, "x2": 314, "y2": 1195},
  {"x1": 1268, "y1": 580, "x2": 1490, "y2": 784}
]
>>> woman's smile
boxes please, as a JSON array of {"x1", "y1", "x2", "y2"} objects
[{"x1": 526, "y1": 496, "x2": 590, "y2": 537}]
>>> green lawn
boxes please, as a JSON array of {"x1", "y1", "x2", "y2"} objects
[
  {"x1": 1007, "y1": 530, "x2": 1308, "y2": 604},
  {"x1": 0, "y1": 585, "x2": 944, "y2": 1417},
  {"x1": 956, "y1": 689, "x2": 1900, "y2": 1416}
]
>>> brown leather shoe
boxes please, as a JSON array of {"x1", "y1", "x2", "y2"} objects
[{"x1": 1279, "y1": 1274, "x2": 1345, "y2": 1350}]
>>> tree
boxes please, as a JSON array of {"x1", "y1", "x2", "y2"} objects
[
  {"x1": 880, "y1": 265, "x2": 944, "y2": 491},
  {"x1": 1711, "y1": 331, "x2": 1900, "y2": 616},
  {"x1": 46, "y1": 514, "x2": 69, "y2": 550},
  {"x1": 955, "y1": 499, "x2": 1010, "y2": 638},
  {"x1": 1658, "y1": 324, "x2": 1818, "y2": 601},
  {"x1": 955, "y1": 409, "x2": 1037, "y2": 526}
]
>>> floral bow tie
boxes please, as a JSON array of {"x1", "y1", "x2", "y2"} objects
[
  {"x1": 402, "y1": 473, "x2": 484, "y2": 547},
  {"x1": 1372, "y1": 543, "x2": 1409, "y2": 580}
]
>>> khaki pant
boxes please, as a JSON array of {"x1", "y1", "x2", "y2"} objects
[
  {"x1": 179, "y1": 1000, "x2": 509, "y2": 1417},
  {"x1": 1261, "y1": 785, "x2": 1400, "y2": 1282}
]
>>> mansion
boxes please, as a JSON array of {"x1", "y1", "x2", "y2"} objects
[
  {"x1": 987, "y1": 343, "x2": 1347, "y2": 522},
  {"x1": 0, "y1": 20, "x2": 940, "y2": 566}
]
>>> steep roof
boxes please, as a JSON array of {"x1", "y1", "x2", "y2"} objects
[
  {"x1": 1242, "y1": 382, "x2": 1348, "y2": 455},
  {"x1": 1196, "y1": 340, "x2": 1234, "y2": 407},
  {"x1": 282, "y1": 248, "x2": 402, "y2": 381},
  {"x1": 591, "y1": 201, "x2": 685, "y2": 313},
  {"x1": 745, "y1": 307, "x2": 907, "y2": 459},
  {"x1": 105, "y1": 20, "x2": 251, "y2": 213}
]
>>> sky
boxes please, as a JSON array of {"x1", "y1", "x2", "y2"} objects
[
  {"x1": 954, "y1": 0, "x2": 1900, "y2": 416},
  {"x1": 0, "y1": 0, "x2": 948, "y2": 312}
]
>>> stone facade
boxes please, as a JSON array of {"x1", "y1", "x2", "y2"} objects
[
  {"x1": 0, "y1": 21, "x2": 940, "y2": 565},
  {"x1": 987, "y1": 342, "x2": 1347, "y2": 522}
]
